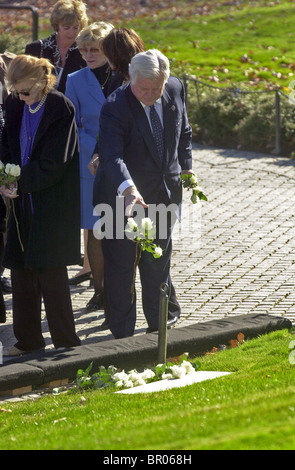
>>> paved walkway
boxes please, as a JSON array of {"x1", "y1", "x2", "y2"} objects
[{"x1": 1, "y1": 144, "x2": 295, "y2": 357}]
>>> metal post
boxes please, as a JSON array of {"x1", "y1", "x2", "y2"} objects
[
  {"x1": 275, "y1": 89, "x2": 281, "y2": 155},
  {"x1": 158, "y1": 283, "x2": 169, "y2": 364},
  {"x1": 183, "y1": 74, "x2": 188, "y2": 109},
  {"x1": 0, "y1": 5, "x2": 39, "y2": 41}
]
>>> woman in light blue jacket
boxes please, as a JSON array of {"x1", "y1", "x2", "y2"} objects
[{"x1": 65, "y1": 22, "x2": 114, "y2": 318}]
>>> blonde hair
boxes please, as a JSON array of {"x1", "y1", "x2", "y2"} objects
[
  {"x1": 50, "y1": 0, "x2": 88, "y2": 31},
  {"x1": 76, "y1": 21, "x2": 114, "y2": 49},
  {"x1": 6, "y1": 55, "x2": 57, "y2": 95}
]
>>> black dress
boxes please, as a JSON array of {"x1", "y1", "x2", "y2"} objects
[
  {"x1": 0, "y1": 89, "x2": 81, "y2": 348},
  {"x1": 25, "y1": 33, "x2": 86, "y2": 94},
  {"x1": 0, "y1": 106, "x2": 6, "y2": 324}
]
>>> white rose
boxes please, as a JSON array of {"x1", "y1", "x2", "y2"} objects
[
  {"x1": 0, "y1": 161, "x2": 4, "y2": 171},
  {"x1": 162, "y1": 372, "x2": 173, "y2": 380},
  {"x1": 181, "y1": 360, "x2": 195, "y2": 374},
  {"x1": 141, "y1": 369, "x2": 155, "y2": 381},
  {"x1": 10, "y1": 165, "x2": 21, "y2": 178},
  {"x1": 141, "y1": 217, "x2": 153, "y2": 232},
  {"x1": 115, "y1": 380, "x2": 124, "y2": 388},
  {"x1": 154, "y1": 247, "x2": 163, "y2": 258},
  {"x1": 189, "y1": 175, "x2": 198, "y2": 184},
  {"x1": 113, "y1": 371, "x2": 129, "y2": 382},
  {"x1": 128, "y1": 371, "x2": 141, "y2": 383},
  {"x1": 123, "y1": 380, "x2": 134, "y2": 388},
  {"x1": 133, "y1": 377, "x2": 146, "y2": 387},
  {"x1": 170, "y1": 365, "x2": 186, "y2": 379},
  {"x1": 5, "y1": 164, "x2": 20, "y2": 177},
  {"x1": 5, "y1": 163, "x2": 12, "y2": 174},
  {"x1": 127, "y1": 217, "x2": 138, "y2": 232}
]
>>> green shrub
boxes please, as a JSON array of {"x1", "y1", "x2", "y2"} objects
[
  {"x1": 235, "y1": 93, "x2": 277, "y2": 153},
  {"x1": 187, "y1": 80, "x2": 295, "y2": 156},
  {"x1": 0, "y1": 33, "x2": 26, "y2": 54}
]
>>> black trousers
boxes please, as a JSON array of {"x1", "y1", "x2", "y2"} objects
[
  {"x1": 11, "y1": 266, "x2": 81, "y2": 351},
  {"x1": 102, "y1": 216, "x2": 180, "y2": 339}
]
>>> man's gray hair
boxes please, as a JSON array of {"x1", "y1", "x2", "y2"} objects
[{"x1": 129, "y1": 49, "x2": 170, "y2": 84}]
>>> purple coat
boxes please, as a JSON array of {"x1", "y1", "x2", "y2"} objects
[{"x1": 1, "y1": 89, "x2": 81, "y2": 269}]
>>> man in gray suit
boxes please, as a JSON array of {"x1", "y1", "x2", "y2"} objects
[{"x1": 93, "y1": 49, "x2": 193, "y2": 338}]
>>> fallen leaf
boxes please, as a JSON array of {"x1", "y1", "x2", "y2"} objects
[
  {"x1": 79, "y1": 396, "x2": 87, "y2": 405},
  {"x1": 237, "y1": 332, "x2": 245, "y2": 344},
  {"x1": 53, "y1": 417, "x2": 67, "y2": 425},
  {"x1": 0, "y1": 407, "x2": 12, "y2": 413}
]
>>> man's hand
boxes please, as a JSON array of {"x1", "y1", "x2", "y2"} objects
[
  {"x1": 181, "y1": 169, "x2": 195, "y2": 176},
  {"x1": 88, "y1": 154, "x2": 100, "y2": 175},
  {"x1": 123, "y1": 185, "x2": 148, "y2": 217}
]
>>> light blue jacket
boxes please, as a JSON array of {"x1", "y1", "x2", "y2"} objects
[{"x1": 65, "y1": 67, "x2": 105, "y2": 178}]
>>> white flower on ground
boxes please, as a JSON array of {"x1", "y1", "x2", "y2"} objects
[
  {"x1": 141, "y1": 369, "x2": 155, "y2": 381},
  {"x1": 113, "y1": 371, "x2": 129, "y2": 383},
  {"x1": 181, "y1": 360, "x2": 195, "y2": 374},
  {"x1": 162, "y1": 372, "x2": 173, "y2": 380},
  {"x1": 170, "y1": 365, "x2": 187, "y2": 379},
  {"x1": 123, "y1": 380, "x2": 134, "y2": 388},
  {"x1": 128, "y1": 371, "x2": 141, "y2": 383},
  {"x1": 115, "y1": 380, "x2": 124, "y2": 388},
  {"x1": 133, "y1": 377, "x2": 146, "y2": 387}
]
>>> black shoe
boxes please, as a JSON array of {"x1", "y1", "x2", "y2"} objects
[
  {"x1": 98, "y1": 319, "x2": 110, "y2": 330},
  {"x1": 86, "y1": 291, "x2": 104, "y2": 311},
  {"x1": 146, "y1": 316, "x2": 178, "y2": 334},
  {"x1": 69, "y1": 271, "x2": 92, "y2": 286},
  {"x1": 0, "y1": 295, "x2": 6, "y2": 323},
  {"x1": 0, "y1": 311, "x2": 6, "y2": 323},
  {"x1": 1, "y1": 276, "x2": 12, "y2": 293}
]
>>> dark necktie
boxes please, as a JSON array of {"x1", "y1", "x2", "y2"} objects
[{"x1": 149, "y1": 104, "x2": 164, "y2": 161}]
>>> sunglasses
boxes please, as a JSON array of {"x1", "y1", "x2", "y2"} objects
[
  {"x1": 79, "y1": 48, "x2": 100, "y2": 55},
  {"x1": 12, "y1": 82, "x2": 36, "y2": 97}
]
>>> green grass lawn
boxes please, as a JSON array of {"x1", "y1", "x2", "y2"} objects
[
  {"x1": 1, "y1": 328, "x2": 294, "y2": 450},
  {"x1": 2, "y1": 0, "x2": 295, "y2": 91},
  {"x1": 122, "y1": 0, "x2": 295, "y2": 90}
]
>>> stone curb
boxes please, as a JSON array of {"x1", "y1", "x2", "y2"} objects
[{"x1": 0, "y1": 313, "x2": 291, "y2": 395}]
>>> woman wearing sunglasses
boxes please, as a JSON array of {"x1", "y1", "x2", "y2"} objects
[
  {"x1": 0, "y1": 54, "x2": 81, "y2": 356},
  {"x1": 65, "y1": 21, "x2": 115, "y2": 316}
]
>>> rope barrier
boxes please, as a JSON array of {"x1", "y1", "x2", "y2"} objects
[{"x1": 182, "y1": 75, "x2": 293, "y2": 155}]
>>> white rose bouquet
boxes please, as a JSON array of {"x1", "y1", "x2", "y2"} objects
[
  {"x1": 181, "y1": 172, "x2": 207, "y2": 204},
  {"x1": 0, "y1": 162, "x2": 21, "y2": 189},
  {"x1": 125, "y1": 217, "x2": 163, "y2": 259},
  {"x1": 125, "y1": 217, "x2": 163, "y2": 301},
  {"x1": 0, "y1": 162, "x2": 23, "y2": 251}
]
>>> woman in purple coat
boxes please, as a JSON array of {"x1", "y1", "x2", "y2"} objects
[{"x1": 1, "y1": 55, "x2": 81, "y2": 356}]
